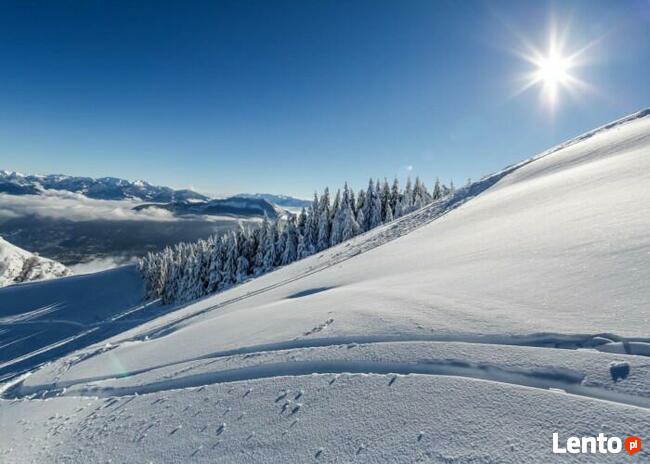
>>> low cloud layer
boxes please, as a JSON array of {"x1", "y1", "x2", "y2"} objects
[
  {"x1": 0, "y1": 191, "x2": 176, "y2": 222},
  {"x1": 68, "y1": 256, "x2": 136, "y2": 275}
]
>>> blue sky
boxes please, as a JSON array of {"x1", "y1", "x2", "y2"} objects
[{"x1": 1, "y1": 0, "x2": 649, "y2": 198}]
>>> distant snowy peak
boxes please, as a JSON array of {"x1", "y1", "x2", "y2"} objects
[
  {"x1": 0, "y1": 171, "x2": 209, "y2": 202},
  {"x1": 0, "y1": 237, "x2": 71, "y2": 287},
  {"x1": 236, "y1": 193, "x2": 311, "y2": 209}
]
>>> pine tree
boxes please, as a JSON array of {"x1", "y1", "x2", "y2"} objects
[
  {"x1": 390, "y1": 178, "x2": 400, "y2": 213},
  {"x1": 297, "y1": 207, "x2": 307, "y2": 236},
  {"x1": 330, "y1": 189, "x2": 340, "y2": 222},
  {"x1": 317, "y1": 208, "x2": 330, "y2": 251},
  {"x1": 309, "y1": 192, "x2": 320, "y2": 246},
  {"x1": 303, "y1": 206, "x2": 317, "y2": 257},
  {"x1": 208, "y1": 238, "x2": 223, "y2": 292},
  {"x1": 236, "y1": 254, "x2": 249, "y2": 283},
  {"x1": 297, "y1": 233, "x2": 308, "y2": 259},
  {"x1": 403, "y1": 177, "x2": 413, "y2": 213},
  {"x1": 222, "y1": 234, "x2": 237, "y2": 288},
  {"x1": 413, "y1": 177, "x2": 426, "y2": 211},
  {"x1": 341, "y1": 201, "x2": 359, "y2": 241},
  {"x1": 253, "y1": 216, "x2": 269, "y2": 275},
  {"x1": 361, "y1": 179, "x2": 374, "y2": 231},
  {"x1": 356, "y1": 189, "x2": 367, "y2": 230},
  {"x1": 281, "y1": 219, "x2": 298, "y2": 265},
  {"x1": 262, "y1": 226, "x2": 276, "y2": 273},
  {"x1": 432, "y1": 177, "x2": 442, "y2": 200},
  {"x1": 369, "y1": 180, "x2": 383, "y2": 229},
  {"x1": 355, "y1": 208, "x2": 365, "y2": 233},
  {"x1": 274, "y1": 220, "x2": 286, "y2": 267},
  {"x1": 384, "y1": 200, "x2": 394, "y2": 222},
  {"x1": 380, "y1": 178, "x2": 391, "y2": 222}
]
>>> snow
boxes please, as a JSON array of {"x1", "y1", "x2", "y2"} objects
[
  {"x1": 0, "y1": 265, "x2": 174, "y2": 383},
  {"x1": 0, "y1": 237, "x2": 71, "y2": 288},
  {"x1": 1, "y1": 110, "x2": 650, "y2": 462}
]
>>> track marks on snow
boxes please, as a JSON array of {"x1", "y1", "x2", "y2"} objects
[
  {"x1": 302, "y1": 318, "x2": 334, "y2": 337},
  {"x1": 9, "y1": 331, "x2": 650, "y2": 400},
  {"x1": 18, "y1": 357, "x2": 650, "y2": 410}
]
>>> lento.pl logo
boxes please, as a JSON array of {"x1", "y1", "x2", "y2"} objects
[{"x1": 552, "y1": 433, "x2": 642, "y2": 456}]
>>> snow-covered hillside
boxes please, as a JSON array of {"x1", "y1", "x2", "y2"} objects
[
  {"x1": 236, "y1": 192, "x2": 311, "y2": 209},
  {"x1": 134, "y1": 196, "x2": 285, "y2": 219},
  {"x1": 1, "y1": 111, "x2": 650, "y2": 462},
  {"x1": 0, "y1": 237, "x2": 71, "y2": 287}
]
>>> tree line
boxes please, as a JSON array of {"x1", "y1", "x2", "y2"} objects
[{"x1": 138, "y1": 177, "x2": 454, "y2": 304}]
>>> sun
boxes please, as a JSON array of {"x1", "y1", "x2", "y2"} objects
[
  {"x1": 534, "y1": 52, "x2": 571, "y2": 86},
  {"x1": 513, "y1": 22, "x2": 595, "y2": 111},
  {"x1": 529, "y1": 48, "x2": 575, "y2": 107}
]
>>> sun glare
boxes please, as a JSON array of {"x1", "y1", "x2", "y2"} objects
[
  {"x1": 514, "y1": 21, "x2": 595, "y2": 111},
  {"x1": 534, "y1": 52, "x2": 571, "y2": 86},
  {"x1": 530, "y1": 48, "x2": 574, "y2": 107}
]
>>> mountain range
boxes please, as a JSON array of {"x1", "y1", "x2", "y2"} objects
[
  {"x1": 0, "y1": 170, "x2": 208, "y2": 202},
  {"x1": 0, "y1": 170, "x2": 309, "y2": 208}
]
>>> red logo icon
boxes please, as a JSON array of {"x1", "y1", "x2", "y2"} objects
[{"x1": 625, "y1": 436, "x2": 642, "y2": 456}]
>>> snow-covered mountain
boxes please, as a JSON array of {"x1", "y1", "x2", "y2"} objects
[
  {"x1": 236, "y1": 193, "x2": 311, "y2": 209},
  {"x1": 1, "y1": 110, "x2": 650, "y2": 463},
  {"x1": 0, "y1": 170, "x2": 209, "y2": 202},
  {"x1": 134, "y1": 196, "x2": 285, "y2": 219},
  {"x1": 0, "y1": 170, "x2": 308, "y2": 210},
  {"x1": 0, "y1": 172, "x2": 292, "y2": 267},
  {"x1": 0, "y1": 236, "x2": 71, "y2": 287}
]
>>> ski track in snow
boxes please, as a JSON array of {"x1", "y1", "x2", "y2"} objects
[{"x1": 12, "y1": 356, "x2": 650, "y2": 410}]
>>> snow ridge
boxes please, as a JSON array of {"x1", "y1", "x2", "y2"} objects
[{"x1": 0, "y1": 237, "x2": 71, "y2": 287}]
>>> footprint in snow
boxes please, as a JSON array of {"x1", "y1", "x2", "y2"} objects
[
  {"x1": 290, "y1": 403, "x2": 302, "y2": 415},
  {"x1": 281, "y1": 400, "x2": 292, "y2": 413}
]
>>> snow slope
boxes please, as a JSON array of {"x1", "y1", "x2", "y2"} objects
[
  {"x1": 0, "y1": 237, "x2": 71, "y2": 287},
  {"x1": 2, "y1": 110, "x2": 650, "y2": 463},
  {"x1": 0, "y1": 265, "x2": 190, "y2": 384}
]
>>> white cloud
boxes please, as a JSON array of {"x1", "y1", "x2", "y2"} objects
[
  {"x1": 0, "y1": 191, "x2": 177, "y2": 222},
  {"x1": 68, "y1": 256, "x2": 136, "y2": 275}
]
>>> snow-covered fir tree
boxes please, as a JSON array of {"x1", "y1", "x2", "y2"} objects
[{"x1": 138, "y1": 176, "x2": 455, "y2": 304}]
